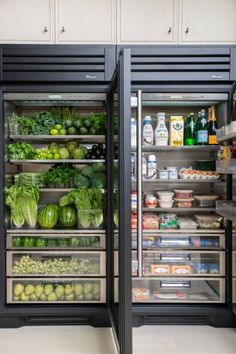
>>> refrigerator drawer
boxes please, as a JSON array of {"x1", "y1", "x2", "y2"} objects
[
  {"x1": 7, "y1": 278, "x2": 106, "y2": 304},
  {"x1": 132, "y1": 233, "x2": 225, "y2": 250},
  {"x1": 132, "y1": 278, "x2": 225, "y2": 303},
  {"x1": 141, "y1": 251, "x2": 225, "y2": 277},
  {"x1": 7, "y1": 233, "x2": 106, "y2": 250},
  {"x1": 7, "y1": 251, "x2": 106, "y2": 277}
]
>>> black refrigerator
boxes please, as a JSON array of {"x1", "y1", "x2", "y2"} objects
[{"x1": 109, "y1": 46, "x2": 236, "y2": 352}]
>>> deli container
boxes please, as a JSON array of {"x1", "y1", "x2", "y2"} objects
[
  {"x1": 157, "y1": 200, "x2": 174, "y2": 208},
  {"x1": 194, "y1": 215, "x2": 223, "y2": 229},
  {"x1": 157, "y1": 191, "x2": 174, "y2": 202},
  {"x1": 194, "y1": 195, "x2": 219, "y2": 208},
  {"x1": 174, "y1": 189, "x2": 193, "y2": 199},
  {"x1": 174, "y1": 198, "x2": 194, "y2": 208},
  {"x1": 177, "y1": 218, "x2": 198, "y2": 229}
]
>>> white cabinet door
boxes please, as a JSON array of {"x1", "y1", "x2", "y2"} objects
[
  {"x1": 0, "y1": 0, "x2": 53, "y2": 43},
  {"x1": 117, "y1": 0, "x2": 178, "y2": 44},
  {"x1": 56, "y1": 0, "x2": 116, "y2": 43},
  {"x1": 180, "y1": 0, "x2": 236, "y2": 43}
]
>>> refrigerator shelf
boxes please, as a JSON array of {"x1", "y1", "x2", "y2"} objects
[
  {"x1": 9, "y1": 135, "x2": 108, "y2": 143},
  {"x1": 216, "y1": 201, "x2": 236, "y2": 222},
  {"x1": 131, "y1": 229, "x2": 225, "y2": 234},
  {"x1": 136, "y1": 208, "x2": 216, "y2": 212},
  {"x1": 7, "y1": 278, "x2": 106, "y2": 304},
  {"x1": 39, "y1": 188, "x2": 106, "y2": 193},
  {"x1": 6, "y1": 229, "x2": 106, "y2": 234},
  {"x1": 132, "y1": 146, "x2": 219, "y2": 153},
  {"x1": 132, "y1": 179, "x2": 222, "y2": 184},
  {"x1": 9, "y1": 159, "x2": 106, "y2": 164}
]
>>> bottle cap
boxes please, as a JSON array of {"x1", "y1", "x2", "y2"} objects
[
  {"x1": 157, "y1": 112, "x2": 165, "y2": 118},
  {"x1": 144, "y1": 115, "x2": 152, "y2": 121},
  {"x1": 148, "y1": 154, "x2": 156, "y2": 161}
]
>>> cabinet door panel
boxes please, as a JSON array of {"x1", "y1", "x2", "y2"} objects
[
  {"x1": 118, "y1": 0, "x2": 177, "y2": 43},
  {"x1": 181, "y1": 0, "x2": 236, "y2": 43},
  {"x1": 0, "y1": 0, "x2": 53, "y2": 42},
  {"x1": 57, "y1": 0, "x2": 115, "y2": 43}
]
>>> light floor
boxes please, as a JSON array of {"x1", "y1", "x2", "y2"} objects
[{"x1": 0, "y1": 325, "x2": 235, "y2": 354}]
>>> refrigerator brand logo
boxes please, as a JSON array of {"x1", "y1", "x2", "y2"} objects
[
  {"x1": 211, "y1": 74, "x2": 223, "y2": 79},
  {"x1": 48, "y1": 95, "x2": 62, "y2": 99},
  {"x1": 86, "y1": 75, "x2": 97, "y2": 79}
]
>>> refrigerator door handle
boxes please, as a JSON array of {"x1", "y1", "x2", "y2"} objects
[{"x1": 137, "y1": 89, "x2": 143, "y2": 277}]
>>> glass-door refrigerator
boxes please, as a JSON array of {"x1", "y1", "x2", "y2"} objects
[{"x1": 113, "y1": 47, "x2": 236, "y2": 330}]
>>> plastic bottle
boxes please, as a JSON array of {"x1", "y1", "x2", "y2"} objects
[
  {"x1": 155, "y1": 113, "x2": 168, "y2": 146},
  {"x1": 131, "y1": 118, "x2": 137, "y2": 147},
  {"x1": 143, "y1": 116, "x2": 154, "y2": 146},
  {"x1": 147, "y1": 155, "x2": 157, "y2": 180}
]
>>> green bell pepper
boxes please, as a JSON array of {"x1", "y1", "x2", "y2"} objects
[
  {"x1": 12, "y1": 237, "x2": 23, "y2": 248},
  {"x1": 23, "y1": 237, "x2": 35, "y2": 247},
  {"x1": 35, "y1": 238, "x2": 46, "y2": 248}
]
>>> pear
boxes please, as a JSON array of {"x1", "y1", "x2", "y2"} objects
[
  {"x1": 55, "y1": 285, "x2": 64, "y2": 299},
  {"x1": 74, "y1": 284, "x2": 83, "y2": 296},
  {"x1": 35, "y1": 284, "x2": 44, "y2": 298},
  {"x1": 20, "y1": 292, "x2": 30, "y2": 301},
  {"x1": 44, "y1": 284, "x2": 53, "y2": 296},
  {"x1": 65, "y1": 293, "x2": 75, "y2": 301},
  {"x1": 25, "y1": 284, "x2": 35, "y2": 296},
  {"x1": 14, "y1": 283, "x2": 24, "y2": 297},
  {"x1": 64, "y1": 284, "x2": 73, "y2": 295},
  {"x1": 47, "y1": 292, "x2": 57, "y2": 301},
  {"x1": 30, "y1": 293, "x2": 38, "y2": 301},
  {"x1": 40, "y1": 293, "x2": 47, "y2": 301}
]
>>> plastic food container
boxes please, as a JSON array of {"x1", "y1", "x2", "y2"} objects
[
  {"x1": 174, "y1": 198, "x2": 194, "y2": 208},
  {"x1": 194, "y1": 214, "x2": 223, "y2": 229},
  {"x1": 194, "y1": 195, "x2": 219, "y2": 207},
  {"x1": 158, "y1": 170, "x2": 169, "y2": 179},
  {"x1": 159, "y1": 213, "x2": 177, "y2": 229},
  {"x1": 142, "y1": 213, "x2": 159, "y2": 229},
  {"x1": 157, "y1": 191, "x2": 174, "y2": 202},
  {"x1": 157, "y1": 199, "x2": 174, "y2": 208},
  {"x1": 174, "y1": 189, "x2": 193, "y2": 199},
  {"x1": 132, "y1": 287, "x2": 150, "y2": 301},
  {"x1": 145, "y1": 194, "x2": 158, "y2": 208},
  {"x1": 166, "y1": 167, "x2": 178, "y2": 180},
  {"x1": 177, "y1": 217, "x2": 198, "y2": 229}
]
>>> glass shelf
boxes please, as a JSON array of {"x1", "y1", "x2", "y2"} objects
[{"x1": 216, "y1": 201, "x2": 236, "y2": 221}]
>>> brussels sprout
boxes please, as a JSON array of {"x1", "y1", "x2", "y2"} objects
[
  {"x1": 48, "y1": 292, "x2": 57, "y2": 301},
  {"x1": 35, "y1": 284, "x2": 44, "y2": 298},
  {"x1": 74, "y1": 284, "x2": 83, "y2": 296},
  {"x1": 64, "y1": 284, "x2": 73, "y2": 295},
  {"x1": 14, "y1": 283, "x2": 24, "y2": 297},
  {"x1": 55, "y1": 285, "x2": 64, "y2": 299},
  {"x1": 25, "y1": 284, "x2": 35, "y2": 296},
  {"x1": 44, "y1": 284, "x2": 54, "y2": 296},
  {"x1": 83, "y1": 283, "x2": 93, "y2": 295}
]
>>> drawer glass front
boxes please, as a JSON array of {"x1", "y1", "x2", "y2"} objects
[
  {"x1": 7, "y1": 251, "x2": 105, "y2": 277},
  {"x1": 7, "y1": 278, "x2": 106, "y2": 304},
  {"x1": 132, "y1": 278, "x2": 225, "y2": 303}
]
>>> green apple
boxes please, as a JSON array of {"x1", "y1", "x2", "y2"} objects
[{"x1": 44, "y1": 284, "x2": 53, "y2": 296}]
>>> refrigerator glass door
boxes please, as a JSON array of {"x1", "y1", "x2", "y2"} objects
[{"x1": 107, "y1": 49, "x2": 133, "y2": 354}]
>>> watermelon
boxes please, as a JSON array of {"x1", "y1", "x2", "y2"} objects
[
  {"x1": 59, "y1": 206, "x2": 77, "y2": 228},
  {"x1": 38, "y1": 204, "x2": 59, "y2": 229}
]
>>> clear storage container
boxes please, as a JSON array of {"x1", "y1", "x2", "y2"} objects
[
  {"x1": 194, "y1": 195, "x2": 219, "y2": 208},
  {"x1": 194, "y1": 215, "x2": 223, "y2": 229}
]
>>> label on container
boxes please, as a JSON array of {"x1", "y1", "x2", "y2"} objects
[
  {"x1": 196, "y1": 130, "x2": 208, "y2": 143},
  {"x1": 147, "y1": 158, "x2": 157, "y2": 180},
  {"x1": 208, "y1": 135, "x2": 218, "y2": 145}
]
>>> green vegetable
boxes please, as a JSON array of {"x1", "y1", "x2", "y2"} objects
[
  {"x1": 72, "y1": 147, "x2": 86, "y2": 160},
  {"x1": 38, "y1": 204, "x2": 59, "y2": 229},
  {"x1": 35, "y1": 238, "x2": 47, "y2": 248},
  {"x1": 81, "y1": 166, "x2": 94, "y2": 177},
  {"x1": 74, "y1": 174, "x2": 89, "y2": 189},
  {"x1": 23, "y1": 237, "x2": 35, "y2": 247},
  {"x1": 43, "y1": 165, "x2": 76, "y2": 187},
  {"x1": 57, "y1": 239, "x2": 68, "y2": 247},
  {"x1": 8, "y1": 143, "x2": 36, "y2": 160},
  {"x1": 46, "y1": 239, "x2": 58, "y2": 247},
  {"x1": 89, "y1": 173, "x2": 106, "y2": 189},
  {"x1": 92, "y1": 162, "x2": 106, "y2": 173},
  {"x1": 58, "y1": 147, "x2": 70, "y2": 159},
  {"x1": 59, "y1": 205, "x2": 77, "y2": 228},
  {"x1": 70, "y1": 237, "x2": 79, "y2": 247},
  {"x1": 66, "y1": 141, "x2": 78, "y2": 152},
  {"x1": 12, "y1": 237, "x2": 22, "y2": 248},
  {"x1": 17, "y1": 186, "x2": 39, "y2": 228}
]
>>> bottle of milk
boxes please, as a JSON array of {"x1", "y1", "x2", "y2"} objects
[
  {"x1": 143, "y1": 116, "x2": 154, "y2": 146},
  {"x1": 147, "y1": 155, "x2": 157, "y2": 180},
  {"x1": 155, "y1": 113, "x2": 168, "y2": 146}
]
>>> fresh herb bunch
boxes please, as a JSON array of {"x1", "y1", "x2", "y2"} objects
[
  {"x1": 43, "y1": 165, "x2": 76, "y2": 187},
  {"x1": 8, "y1": 143, "x2": 36, "y2": 160}
]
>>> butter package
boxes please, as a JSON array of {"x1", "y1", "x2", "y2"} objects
[{"x1": 169, "y1": 116, "x2": 184, "y2": 146}]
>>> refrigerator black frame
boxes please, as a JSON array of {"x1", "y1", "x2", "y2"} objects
[{"x1": 117, "y1": 48, "x2": 236, "y2": 328}]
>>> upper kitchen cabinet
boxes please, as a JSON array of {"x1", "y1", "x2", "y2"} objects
[
  {"x1": 56, "y1": 0, "x2": 116, "y2": 44},
  {"x1": 117, "y1": 0, "x2": 178, "y2": 44},
  {"x1": 0, "y1": 0, "x2": 53, "y2": 43},
  {"x1": 180, "y1": 0, "x2": 236, "y2": 44}
]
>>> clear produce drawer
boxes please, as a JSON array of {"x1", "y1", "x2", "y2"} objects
[
  {"x1": 7, "y1": 278, "x2": 106, "y2": 304},
  {"x1": 132, "y1": 278, "x2": 225, "y2": 303},
  {"x1": 141, "y1": 251, "x2": 225, "y2": 277},
  {"x1": 7, "y1": 233, "x2": 105, "y2": 250},
  {"x1": 132, "y1": 232, "x2": 225, "y2": 250},
  {"x1": 7, "y1": 251, "x2": 106, "y2": 277}
]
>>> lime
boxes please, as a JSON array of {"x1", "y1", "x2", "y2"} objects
[
  {"x1": 50, "y1": 129, "x2": 58, "y2": 135},
  {"x1": 79, "y1": 127, "x2": 88, "y2": 135},
  {"x1": 68, "y1": 127, "x2": 78, "y2": 135},
  {"x1": 59, "y1": 129, "x2": 67, "y2": 135},
  {"x1": 65, "y1": 119, "x2": 74, "y2": 128},
  {"x1": 54, "y1": 153, "x2": 60, "y2": 159},
  {"x1": 55, "y1": 124, "x2": 62, "y2": 130}
]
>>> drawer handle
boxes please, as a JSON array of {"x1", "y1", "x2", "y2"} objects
[
  {"x1": 168, "y1": 27, "x2": 172, "y2": 34},
  {"x1": 160, "y1": 254, "x2": 191, "y2": 261},
  {"x1": 44, "y1": 26, "x2": 48, "y2": 33},
  {"x1": 161, "y1": 281, "x2": 191, "y2": 289},
  {"x1": 61, "y1": 26, "x2": 66, "y2": 33},
  {"x1": 185, "y1": 27, "x2": 189, "y2": 34}
]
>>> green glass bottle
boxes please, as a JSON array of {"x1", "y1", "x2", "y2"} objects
[
  {"x1": 184, "y1": 113, "x2": 196, "y2": 145},
  {"x1": 196, "y1": 109, "x2": 208, "y2": 145}
]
